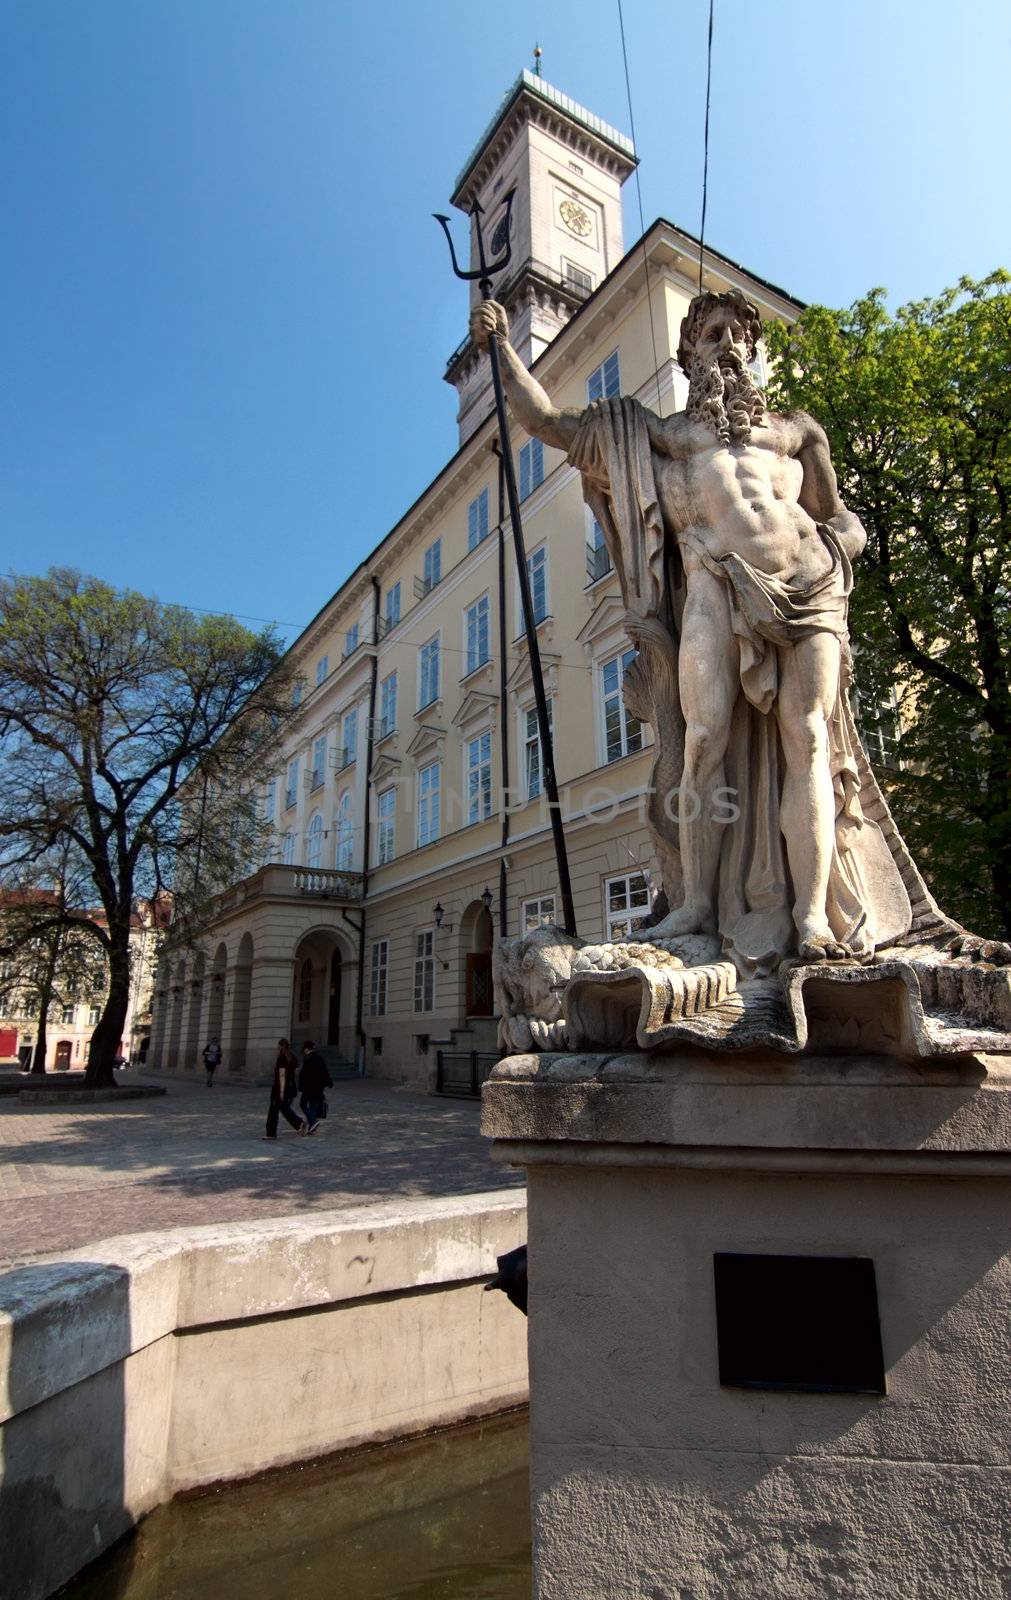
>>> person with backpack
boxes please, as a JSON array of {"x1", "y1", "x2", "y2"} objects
[
  {"x1": 262, "y1": 1038, "x2": 306, "y2": 1139},
  {"x1": 298, "y1": 1040, "x2": 332, "y2": 1133},
  {"x1": 202, "y1": 1036, "x2": 222, "y2": 1087}
]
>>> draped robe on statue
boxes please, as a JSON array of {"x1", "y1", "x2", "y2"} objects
[{"x1": 568, "y1": 395, "x2": 951, "y2": 975}]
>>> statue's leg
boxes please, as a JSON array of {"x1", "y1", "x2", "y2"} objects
[
  {"x1": 640, "y1": 561, "x2": 737, "y2": 938},
  {"x1": 776, "y1": 633, "x2": 847, "y2": 960}
]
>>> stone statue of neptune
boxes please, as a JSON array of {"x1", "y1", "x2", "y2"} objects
[{"x1": 471, "y1": 293, "x2": 1011, "y2": 1057}]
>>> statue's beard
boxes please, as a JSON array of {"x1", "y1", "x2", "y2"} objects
[{"x1": 686, "y1": 350, "x2": 765, "y2": 445}]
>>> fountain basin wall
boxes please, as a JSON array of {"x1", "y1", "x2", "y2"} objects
[{"x1": 0, "y1": 1191, "x2": 528, "y2": 1600}]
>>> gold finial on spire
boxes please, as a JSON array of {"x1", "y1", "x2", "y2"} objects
[{"x1": 533, "y1": 43, "x2": 543, "y2": 77}]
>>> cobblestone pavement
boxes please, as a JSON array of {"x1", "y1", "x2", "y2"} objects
[{"x1": 0, "y1": 1071, "x2": 521, "y2": 1269}]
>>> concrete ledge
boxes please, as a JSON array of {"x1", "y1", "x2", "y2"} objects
[
  {"x1": 0, "y1": 1191, "x2": 528, "y2": 1600},
  {"x1": 17, "y1": 1084, "x2": 167, "y2": 1103}
]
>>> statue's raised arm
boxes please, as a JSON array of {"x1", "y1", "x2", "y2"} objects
[{"x1": 470, "y1": 301, "x2": 583, "y2": 452}]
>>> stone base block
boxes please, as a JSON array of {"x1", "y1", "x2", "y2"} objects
[{"x1": 484, "y1": 1050, "x2": 1011, "y2": 1599}]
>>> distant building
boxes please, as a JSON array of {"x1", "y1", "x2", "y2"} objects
[{"x1": 148, "y1": 71, "x2": 802, "y2": 1090}]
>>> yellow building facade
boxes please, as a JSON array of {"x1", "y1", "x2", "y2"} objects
[{"x1": 148, "y1": 72, "x2": 801, "y2": 1090}]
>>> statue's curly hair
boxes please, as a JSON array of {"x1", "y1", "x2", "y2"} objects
[{"x1": 677, "y1": 289, "x2": 763, "y2": 375}]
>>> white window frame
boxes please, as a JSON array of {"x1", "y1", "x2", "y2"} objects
[
  {"x1": 523, "y1": 543, "x2": 548, "y2": 626},
  {"x1": 423, "y1": 539, "x2": 442, "y2": 594},
  {"x1": 467, "y1": 487, "x2": 490, "y2": 550},
  {"x1": 263, "y1": 779, "x2": 276, "y2": 825},
  {"x1": 285, "y1": 757, "x2": 299, "y2": 810},
  {"x1": 586, "y1": 509, "x2": 612, "y2": 584},
  {"x1": 413, "y1": 928, "x2": 435, "y2": 1014},
  {"x1": 418, "y1": 634, "x2": 440, "y2": 709},
  {"x1": 464, "y1": 593, "x2": 491, "y2": 676},
  {"x1": 522, "y1": 895, "x2": 556, "y2": 932},
  {"x1": 376, "y1": 788, "x2": 396, "y2": 866},
  {"x1": 344, "y1": 622, "x2": 360, "y2": 658},
  {"x1": 600, "y1": 649, "x2": 643, "y2": 764},
  {"x1": 522, "y1": 698, "x2": 553, "y2": 800},
  {"x1": 379, "y1": 670, "x2": 398, "y2": 739},
  {"x1": 315, "y1": 655, "x2": 329, "y2": 686},
  {"x1": 370, "y1": 939, "x2": 389, "y2": 1017},
  {"x1": 519, "y1": 437, "x2": 544, "y2": 500},
  {"x1": 587, "y1": 349, "x2": 620, "y2": 403},
  {"x1": 604, "y1": 871, "x2": 653, "y2": 940},
  {"x1": 340, "y1": 706, "x2": 358, "y2": 770},
  {"x1": 335, "y1": 789, "x2": 354, "y2": 870},
  {"x1": 310, "y1": 734, "x2": 327, "y2": 792},
  {"x1": 465, "y1": 730, "x2": 493, "y2": 825},
  {"x1": 385, "y1": 581, "x2": 401, "y2": 630},
  {"x1": 416, "y1": 761, "x2": 441, "y2": 848},
  {"x1": 281, "y1": 829, "x2": 295, "y2": 866},
  {"x1": 305, "y1": 810, "x2": 324, "y2": 869}
]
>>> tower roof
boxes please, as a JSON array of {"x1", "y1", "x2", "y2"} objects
[{"x1": 451, "y1": 70, "x2": 636, "y2": 208}]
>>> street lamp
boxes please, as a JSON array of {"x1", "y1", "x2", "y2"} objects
[{"x1": 480, "y1": 886, "x2": 493, "y2": 912}]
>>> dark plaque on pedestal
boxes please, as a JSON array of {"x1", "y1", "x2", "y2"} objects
[{"x1": 713, "y1": 1252, "x2": 886, "y2": 1395}]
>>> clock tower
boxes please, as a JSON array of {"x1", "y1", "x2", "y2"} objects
[{"x1": 445, "y1": 71, "x2": 637, "y2": 444}]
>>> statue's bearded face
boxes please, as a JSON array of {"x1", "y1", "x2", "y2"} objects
[{"x1": 683, "y1": 305, "x2": 766, "y2": 446}]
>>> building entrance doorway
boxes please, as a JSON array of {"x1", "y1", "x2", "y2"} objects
[
  {"x1": 465, "y1": 903, "x2": 494, "y2": 1018},
  {"x1": 327, "y1": 948, "x2": 342, "y2": 1046},
  {"x1": 55, "y1": 1040, "x2": 72, "y2": 1070}
]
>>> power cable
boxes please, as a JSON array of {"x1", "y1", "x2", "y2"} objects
[
  {"x1": 616, "y1": 0, "x2": 664, "y2": 414},
  {"x1": 698, "y1": 0, "x2": 715, "y2": 293}
]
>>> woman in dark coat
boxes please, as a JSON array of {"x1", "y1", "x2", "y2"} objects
[{"x1": 263, "y1": 1038, "x2": 306, "y2": 1139}]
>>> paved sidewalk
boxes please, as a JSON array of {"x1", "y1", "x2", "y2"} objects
[{"x1": 0, "y1": 1072, "x2": 520, "y2": 1269}]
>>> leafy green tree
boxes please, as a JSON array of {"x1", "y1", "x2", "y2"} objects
[
  {"x1": 765, "y1": 272, "x2": 1011, "y2": 937},
  {"x1": 0, "y1": 570, "x2": 293, "y2": 1085}
]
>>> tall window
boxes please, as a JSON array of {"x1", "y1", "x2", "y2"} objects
[
  {"x1": 281, "y1": 829, "x2": 295, "y2": 865},
  {"x1": 468, "y1": 487, "x2": 490, "y2": 550},
  {"x1": 466, "y1": 731, "x2": 493, "y2": 824},
  {"x1": 465, "y1": 594, "x2": 490, "y2": 675},
  {"x1": 519, "y1": 437, "x2": 544, "y2": 500},
  {"x1": 601, "y1": 650, "x2": 643, "y2": 762},
  {"x1": 523, "y1": 895, "x2": 556, "y2": 931},
  {"x1": 423, "y1": 539, "x2": 442, "y2": 594},
  {"x1": 419, "y1": 636, "x2": 440, "y2": 708},
  {"x1": 61, "y1": 1004, "x2": 75, "y2": 1025},
  {"x1": 88, "y1": 1005, "x2": 101, "y2": 1027},
  {"x1": 292, "y1": 682, "x2": 302, "y2": 707},
  {"x1": 306, "y1": 811, "x2": 323, "y2": 869},
  {"x1": 336, "y1": 790, "x2": 354, "y2": 869},
  {"x1": 379, "y1": 670, "x2": 398, "y2": 738},
  {"x1": 417, "y1": 761, "x2": 441, "y2": 847},
  {"x1": 605, "y1": 871, "x2": 652, "y2": 939},
  {"x1": 385, "y1": 581, "x2": 401, "y2": 630},
  {"x1": 376, "y1": 789, "x2": 395, "y2": 865},
  {"x1": 586, "y1": 517, "x2": 612, "y2": 583},
  {"x1": 525, "y1": 545, "x2": 548, "y2": 624},
  {"x1": 414, "y1": 929, "x2": 435, "y2": 1013},
  {"x1": 315, "y1": 655, "x2": 329, "y2": 686},
  {"x1": 297, "y1": 958, "x2": 312, "y2": 1023},
  {"x1": 563, "y1": 260, "x2": 593, "y2": 295},
  {"x1": 587, "y1": 349, "x2": 620, "y2": 402},
  {"x1": 263, "y1": 780, "x2": 276, "y2": 825},
  {"x1": 311, "y1": 734, "x2": 326, "y2": 791},
  {"x1": 524, "y1": 700, "x2": 553, "y2": 799},
  {"x1": 285, "y1": 757, "x2": 299, "y2": 809},
  {"x1": 340, "y1": 707, "x2": 358, "y2": 769},
  {"x1": 370, "y1": 939, "x2": 389, "y2": 1016}
]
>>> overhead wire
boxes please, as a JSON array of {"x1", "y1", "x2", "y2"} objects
[{"x1": 616, "y1": 0, "x2": 664, "y2": 414}]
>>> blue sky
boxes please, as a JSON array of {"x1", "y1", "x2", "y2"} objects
[{"x1": 2, "y1": 1, "x2": 1008, "y2": 642}]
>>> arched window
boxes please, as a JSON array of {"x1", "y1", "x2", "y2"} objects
[
  {"x1": 281, "y1": 829, "x2": 295, "y2": 866},
  {"x1": 336, "y1": 790, "x2": 354, "y2": 870},
  {"x1": 306, "y1": 811, "x2": 324, "y2": 869},
  {"x1": 297, "y1": 957, "x2": 312, "y2": 1023}
]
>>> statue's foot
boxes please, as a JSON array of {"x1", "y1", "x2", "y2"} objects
[
  {"x1": 631, "y1": 903, "x2": 716, "y2": 942},
  {"x1": 797, "y1": 927, "x2": 850, "y2": 962},
  {"x1": 948, "y1": 932, "x2": 1011, "y2": 965}
]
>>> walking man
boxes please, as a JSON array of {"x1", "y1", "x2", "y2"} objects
[
  {"x1": 202, "y1": 1036, "x2": 222, "y2": 1087},
  {"x1": 298, "y1": 1040, "x2": 332, "y2": 1134},
  {"x1": 263, "y1": 1038, "x2": 306, "y2": 1139}
]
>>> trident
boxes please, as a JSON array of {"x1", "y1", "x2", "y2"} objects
[{"x1": 435, "y1": 195, "x2": 577, "y2": 937}]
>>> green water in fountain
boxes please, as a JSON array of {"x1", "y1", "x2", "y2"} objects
[{"x1": 64, "y1": 1411, "x2": 530, "y2": 1599}]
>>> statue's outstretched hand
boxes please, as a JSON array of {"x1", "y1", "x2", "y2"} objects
[{"x1": 470, "y1": 300, "x2": 509, "y2": 348}]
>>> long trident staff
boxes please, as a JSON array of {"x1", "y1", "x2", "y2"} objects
[{"x1": 435, "y1": 194, "x2": 577, "y2": 936}]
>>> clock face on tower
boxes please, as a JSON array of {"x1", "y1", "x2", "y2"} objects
[
  {"x1": 559, "y1": 198, "x2": 593, "y2": 238},
  {"x1": 490, "y1": 208, "x2": 511, "y2": 258}
]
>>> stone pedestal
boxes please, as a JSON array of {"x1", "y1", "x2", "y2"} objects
[{"x1": 483, "y1": 1050, "x2": 1011, "y2": 1599}]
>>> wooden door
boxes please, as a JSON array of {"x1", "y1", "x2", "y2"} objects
[{"x1": 465, "y1": 952, "x2": 493, "y2": 1017}]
